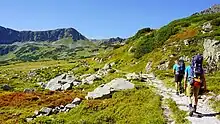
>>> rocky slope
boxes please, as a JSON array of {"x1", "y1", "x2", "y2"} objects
[
  {"x1": 0, "y1": 26, "x2": 87, "y2": 44},
  {"x1": 194, "y1": 4, "x2": 220, "y2": 15}
]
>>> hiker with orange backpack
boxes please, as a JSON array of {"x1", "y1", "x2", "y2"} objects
[{"x1": 184, "y1": 54, "x2": 207, "y2": 116}]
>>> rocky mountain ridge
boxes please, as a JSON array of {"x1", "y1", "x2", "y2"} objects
[{"x1": 0, "y1": 26, "x2": 87, "y2": 44}]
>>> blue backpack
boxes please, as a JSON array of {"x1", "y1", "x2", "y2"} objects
[
  {"x1": 178, "y1": 59, "x2": 185, "y2": 75},
  {"x1": 188, "y1": 55, "x2": 203, "y2": 85}
]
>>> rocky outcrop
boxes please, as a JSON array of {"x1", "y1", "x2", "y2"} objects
[
  {"x1": 86, "y1": 78, "x2": 134, "y2": 100},
  {"x1": 27, "y1": 97, "x2": 82, "y2": 122},
  {"x1": 45, "y1": 74, "x2": 80, "y2": 91},
  {"x1": 157, "y1": 61, "x2": 169, "y2": 70},
  {"x1": 202, "y1": 22, "x2": 212, "y2": 33},
  {"x1": 1, "y1": 84, "x2": 12, "y2": 91},
  {"x1": 0, "y1": 26, "x2": 87, "y2": 44},
  {"x1": 203, "y1": 39, "x2": 220, "y2": 72},
  {"x1": 193, "y1": 4, "x2": 220, "y2": 15}
]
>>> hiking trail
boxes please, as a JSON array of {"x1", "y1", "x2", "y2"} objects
[{"x1": 143, "y1": 73, "x2": 220, "y2": 124}]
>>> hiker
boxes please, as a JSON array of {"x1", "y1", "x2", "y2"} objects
[
  {"x1": 184, "y1": 54, "x2": 207, "y2": 116},
  {"x1": 173, "y1": 59, "x2": 185, "y2": 95}
]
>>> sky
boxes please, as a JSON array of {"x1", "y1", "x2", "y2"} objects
[{"x1": 0, "y1": 0, "x2": 219, "y2": 39}]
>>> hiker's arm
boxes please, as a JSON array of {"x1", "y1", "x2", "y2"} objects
[{"x1": 184, "y1": 73, "x2": 187, "y2": 90}]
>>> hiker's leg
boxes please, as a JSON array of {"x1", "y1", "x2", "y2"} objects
[
  {"x1": 187, "y1": 85, "x2": 193, "y2": 105},
  {"x1": 193, "y1": 86, "x2": 200, "y2": 112}
]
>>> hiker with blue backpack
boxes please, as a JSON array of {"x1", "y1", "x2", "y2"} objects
[
  {"x1": 184, "y1": 54, "x2": 207, "y2": 116},
  {"x1": 173, "y1": 59, "x2": 185, "y2": 95}
]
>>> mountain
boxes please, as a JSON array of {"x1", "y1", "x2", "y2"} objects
[
  {"x1": 193, "y1": 4, "x2": 220, "y2": 15},
  {"x1": 90, "y1": 37, "x2": 126, "y2": 45},
  {"x1": 0, "y1": 26, "x2": 87, "y2": 44}
]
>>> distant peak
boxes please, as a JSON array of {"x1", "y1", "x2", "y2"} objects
[{"x1": 193, "y1": 4, "x2": 220, "y2": 15}]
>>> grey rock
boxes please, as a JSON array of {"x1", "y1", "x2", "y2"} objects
[
  {"x1": 39, "y1": 107, "x2": 52, "y2": 116},
  {"x1": 45, "y1": 74, "x2": 75, "y2": 91},
  {"x1": 72, "y1": 97, "x2": 82, "y2": 105},
  {"x1": 106, "y1": 78, "x2": 134, "y2": 91},
  {"x1": 73, "y1": 81, "x2": 81, "y2": 86},
  {"x1": 103, "y1": 63, "x2": 111, "y2": 70},
  {"x1": 183, "y1": 39, "x2": 190, "y2": 46},
  {"x1": 60, "y1": 105, "x2": 65, "y2": 109},
  {"x1": 125, "y1": 73, "x2": 140, "y2": 80},
  {"x1": 86, "y1": 78, "x2": 134, "y2": 99},
  {"x1": 26, "y1": 118, "x2": 33, "y2": 122},
  {"x1": 61, "y1": 83, "x2": 72, "y2": 90},
  {"x1": 82, "y1": 74, "x2": 99, "y2": 84},
  {"x1": 203, "y1": 39, "x2": 220, "y2": 72},
  {"x1": 202, "y1": 22, "x2": 212, "y2": 32},
  {"x1": 65, "y1": 104, "x2": 76, "y2": 109},
  {"x1": 157, "y1": 61, "x2": 170, "y2": 70},
  {"x1": 145, "y1": 61, "x2": 152, "y2": 72},
  {"x1": 1, "y1": 84, "x2": 12, "y2": 91},
  {"x1": 23, "y1": 88, "x2": 35, "y2": 93}
]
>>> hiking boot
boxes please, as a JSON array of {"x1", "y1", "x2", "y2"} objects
[
  {"x1": 193, "y1": 105, "x2": 197, "y2": 112},
  {"x1": 176, "y1": 92, "x2": 179, "y2": 95},
  {"x1": 189, "y1": 106, "x2": 194, "y2": 117}
]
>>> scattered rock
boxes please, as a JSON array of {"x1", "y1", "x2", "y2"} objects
[
  {"x1": 72, "y1": 97, "x2": 82, "y2": 105},
  {"x1": 45, "y1": 74, "x2": 76, "y2": 91},
  {"x1": 61, "y1": 83, "x2": 72, "y2": 90},
  {"x1": 1, "y1": 84, "x2": 12, "y2": 91},
  {"x1": 157, "y1": 61, "x2": 169, "y2": 70},
  {"x1": 82, "y1": 74, "x2": 100, "y2": 84},
  {"x1": 39, "y1": 107, "x2": 52, "y2": 116},
  {"x1": 145, "y1": 61, "x2": 152, "y2": 72},
  {"x1": 125, "y1": 73, "x2": 140, "y2": 80},
  {"x1": 86, "y1": 78, "x2": 134, "y2": 99},
  {"x1": 183, "y1": 39, "x2": 190, "y2": 46},
  {"x1": 23, "y1": 88, "x2": 35, "y2": 93},
  {"x1": 26, "y1": 118, "x2": 33, "y2": 122},
  {"x1": 65, "y1": 104, "x2": 76, "y2": 109},
  {"x1": 202, "y1": 22, "x2": 212, "y2": 32}
]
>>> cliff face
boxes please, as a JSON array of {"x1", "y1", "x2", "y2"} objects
[{"x1": 0, "y1": 26, "x2": 87, "y2": 44}]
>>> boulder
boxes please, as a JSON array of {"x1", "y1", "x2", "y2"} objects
[
  {"x1": 202, "y1": 22, "x2": 212, "y2": 32},
  {"x1": 72, "y1": 97, "x2": 82, "y2": 105},
  {"x1": 86, "y1": 78, "x2": 134, "y2": 99},
  {"x1": 203, "y1": 39, "x2": 220, "y2": 72},
  {"x1": 1, "y1": 84, "x2": 12, "y2": 91},
  {"x1": 45, "y1": 74, "x2": 75, "y2": 91},
  {"x1": 39, "y1": 107, "x2": 52, "y2": 116},
  {"x1": 106, "y1": 78, "x2": 134, "y2": 91},
  {"x1": 23, "y1": 88, "x2": 35, "y2": 93},
  {"x1": 65, "y1": 104, "x2": 76, "y2": 109},
  {"x1": 82, "y1": 74, "x2": 100, "y2": 84}
]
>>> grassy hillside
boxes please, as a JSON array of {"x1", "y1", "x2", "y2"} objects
[{"x1": 1, "y1": 12, "x2": 220, "y2": 124}]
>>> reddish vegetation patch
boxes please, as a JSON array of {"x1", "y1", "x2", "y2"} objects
[
  {"x1": 170, "y1": 28, "x2": 198, "y2": 41},
  {"x1": 85, "y1": 99, "x2": 116, "y2": 111},
  {"x1": 0, "y1": 91, "x2": 85, "y2": 108}
]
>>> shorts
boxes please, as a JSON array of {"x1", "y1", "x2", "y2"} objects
[
  {"x1": 186, "y1": 84, "x2": 200, "y2": 97},
  {"x1": 175, "y1": 74, "x2": 183, "y2": 82}
]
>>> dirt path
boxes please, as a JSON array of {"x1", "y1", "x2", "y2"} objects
[{"x1": 143, "y1": 73, "x2": 220, "y2": 124}]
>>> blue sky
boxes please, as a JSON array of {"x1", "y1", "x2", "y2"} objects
[{"x1": 0, "y1": 0, "x2": 219, "y2": 39}]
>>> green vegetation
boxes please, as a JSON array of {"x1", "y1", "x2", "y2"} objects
[
  {"x1": 165, "y1": 99, "x2": 189, "y2": 124},
  {"x1": 32, "y1": 82, "x2": 165, "y2": 124}
]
